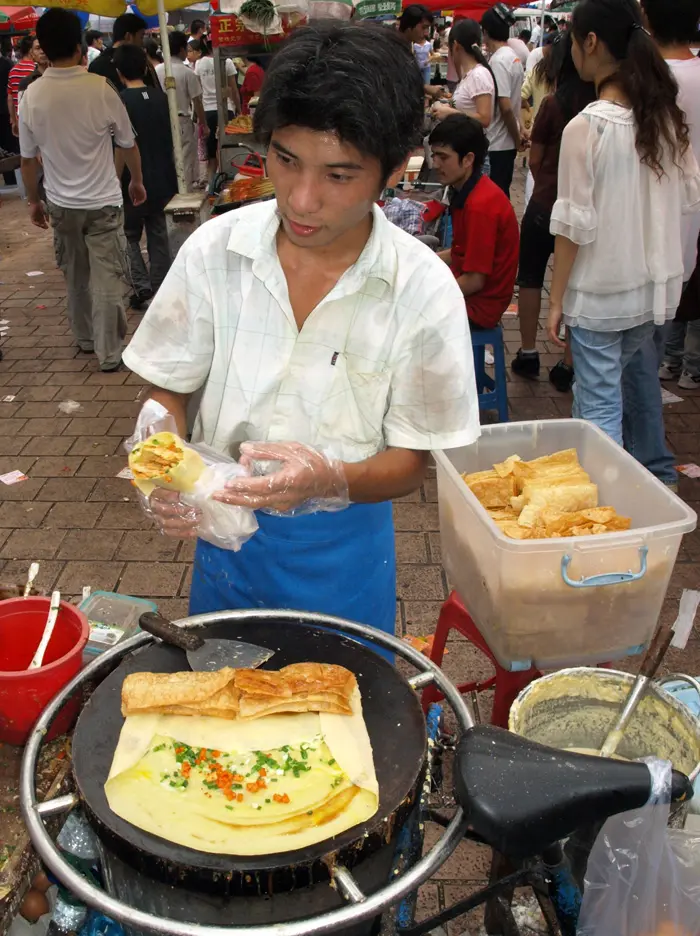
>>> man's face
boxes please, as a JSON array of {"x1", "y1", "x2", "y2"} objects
[
  {"x1": 405, "y1": 18, "x2": 432, "y2": 43},
  {"x1": 267, "y1": 126, "x2": 387, "y2": 250},
  {"x1": 431, "y1": 143, "x2": 473, "y2": 187},
  {"x1": 129, "y1": 29, "x2": 146, "y2": 47},
  {"x1": 95, "y1": 36, "x2": 104, "y2": 50},
  {"x1": 31, "y1": 40, "x2": 47, "y2": 67}
]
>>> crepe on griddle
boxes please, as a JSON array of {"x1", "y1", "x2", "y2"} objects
[
  {"x1": 106, "y1": 682, "x2": 379, "y2": 855},
  {"x1": 121, "y1": 663, "x2": 357, "y2": 720},
  {"x1": 462, "y1": 448, "x2": 630, "y2": 540}
]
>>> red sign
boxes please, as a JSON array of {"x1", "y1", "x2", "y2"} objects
[{"x1": 210, "y1": 12, "x2": 303, "y2": 49}]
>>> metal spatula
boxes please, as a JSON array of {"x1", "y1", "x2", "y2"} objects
[{"x1": 139, "y1": 612, "x2": 275, "y2": 672}]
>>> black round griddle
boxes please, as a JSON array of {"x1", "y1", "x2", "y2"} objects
[{"x1": 73, "y1": 617, "x2": 427, "y2": 896}]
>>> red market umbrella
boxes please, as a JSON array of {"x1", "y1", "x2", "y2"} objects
[{"x1": 0, "y1": 5, "x2": 39, "y2": 30}]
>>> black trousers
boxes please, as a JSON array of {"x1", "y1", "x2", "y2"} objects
[
  {"x1": 488, "y1": 149, "x2": 517, "y2": 200},
  {"x1": 0, "y1": 113, "x2": 18, "y2": 185}
]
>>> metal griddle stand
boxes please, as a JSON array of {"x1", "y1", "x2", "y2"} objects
[{"x1": 20, "y1": 610, "x2": 475, "y2": 936}]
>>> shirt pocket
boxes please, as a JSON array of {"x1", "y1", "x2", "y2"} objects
[{"x1": 318, "y1": 355, "x2": 391, "y2": 461}]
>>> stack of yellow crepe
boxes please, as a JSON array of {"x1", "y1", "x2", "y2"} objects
[
  {"x1": 105, "y1": 664, "x2": 378, "y2": 856},
  {"x1": 462, "y1": 449, "x2": 630, "y2": 540}
]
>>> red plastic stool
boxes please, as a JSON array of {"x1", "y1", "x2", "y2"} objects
[{"x1": 421, "y1": 591, "x2": 542, "y2": 728}]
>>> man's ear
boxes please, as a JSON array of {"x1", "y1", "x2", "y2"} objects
[
  {"x1": 462, "y1": 152, "x2": 476, "y2": 172},
  {"x1": 386, "y1": 158, "x2": 410, "y2": 190}
]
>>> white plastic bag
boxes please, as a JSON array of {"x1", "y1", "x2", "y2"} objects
[
  {"x1": 125, "y1": 400, "x2": 258, "y2": 552},
  {"x1": 577, "y1": 759, "x2": 700, "y2": 936}
]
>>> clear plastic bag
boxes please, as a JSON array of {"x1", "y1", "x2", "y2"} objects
[
  {"x1": 125, "y1": 401, "x2": 258, "y2": 552},
  {"x1": 577, "y1": 759, "x2": 700, "y2": 936}
]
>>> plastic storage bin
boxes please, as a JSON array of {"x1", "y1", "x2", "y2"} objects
[
  {"x1": 434, "y1": 419, "x2": 697, "y2": 671},
  {"x1": 79, "y1": 591, "x2": 157, "y2": 663}
]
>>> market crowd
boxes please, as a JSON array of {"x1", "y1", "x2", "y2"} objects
[{"x1": 0, "y1": 0, "x2": 698, "y2": 495}]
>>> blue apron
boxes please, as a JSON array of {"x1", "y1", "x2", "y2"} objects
[{"x1": 189, "y1": 502, "x2": 396, "y2": 659}]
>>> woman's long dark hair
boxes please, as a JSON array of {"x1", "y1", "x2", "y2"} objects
[
  {"x1": 448, "y1": 18, "x2": 499, "y2": 102},
  {"x1": 571, "y1": 0, "x2": 689, "y2": 177},
  {"x1": 554, "y1": 32, "x2": 597, "y2": 121}
]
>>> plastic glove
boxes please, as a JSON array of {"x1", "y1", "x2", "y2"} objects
[
  {"x1": 213, "y1": 442, "x2": 350, "y2": 516},
  {"x1": 139, "y1": 487, "x2": 202, "y2": 539}
]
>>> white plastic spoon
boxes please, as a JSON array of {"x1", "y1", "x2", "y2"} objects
[{"x1": 28, "y1": 591, "x2": 61, "y2": 670}]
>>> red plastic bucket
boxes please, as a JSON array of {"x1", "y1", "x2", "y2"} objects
[{"x1": 0, "y1": 597, "x2": 89, "y2": 745}]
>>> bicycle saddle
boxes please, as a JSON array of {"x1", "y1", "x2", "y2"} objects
[{"x1": 454, "y1": 726, "x2": 693, "y2": 859}]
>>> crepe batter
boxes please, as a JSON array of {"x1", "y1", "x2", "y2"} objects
[{"x1": 122, "y1": 23, "x2": 480, "y2": 649}]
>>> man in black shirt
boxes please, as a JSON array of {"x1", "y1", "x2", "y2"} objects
[
  {"x1": 114, "y1": 43, "x2": 176, "y2": 308},
  {"x1": 89, "y1": 12, "x2": 158, "y2": 91}
]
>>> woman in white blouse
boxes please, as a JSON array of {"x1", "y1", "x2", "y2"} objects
[
  {"x1": 548, "y1": 0, "x2": 700, "y2": 485},
  {"x1": 431, "y1": 19, "x2": 495, "y2": 131}
]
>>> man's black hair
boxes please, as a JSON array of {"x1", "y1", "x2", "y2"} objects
[
  {"x1": 36, "y1": 10, "x2": 80, "y2": 61},
  {"x1": 190, "y1": 18, "x2": 206, "y2": 35},
  {"x1": 190, "y1": 37, "x2": 211, "y2": 55},
  {"x1": 544, "y1": 15, "x2": 558, "y2": 31},
  {"x1": 85, "y1": 29, "x2": 103, "y2": 47},
  {"x1": 18, "y1": 35, "x2": 35, "y2": 57},
  {"x1": 429, "y1": 113, "x2": 488, "y2": 174},
  {"x1": 519, "y1": 28, "x2": 532, "y2": 42},
  {"x1": 254, "y1": 21, "x2": 425, "y2": 184},
  {"x1": 113, "y1": 43, "x2": 148, "y2": 81},
  {"x1": 169, "y1": 31, "x2": 189, "y2": 57},
  {"x1": 481, "y1": 5, "x2": 513, "y2": 42},
  {"x1": 399, "y1": 4, "x2": 434, "y2": 32},
  {"x1": 641, "y1": 0, "x2": 700, "y2": 44},
  {"x1": 113, "y1": 12, "x2": 147, "y2": 43}
]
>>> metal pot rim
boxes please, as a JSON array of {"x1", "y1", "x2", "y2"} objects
[{"x1": 509, "y1": 665, "x2": 700, "y2": 782}]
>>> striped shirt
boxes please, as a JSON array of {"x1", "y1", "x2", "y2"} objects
[{"x1": 8, "y1": 59, "x2": 35, "y2": 115}]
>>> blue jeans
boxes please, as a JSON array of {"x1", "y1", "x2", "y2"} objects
[{"x1": 569, "y1": 323, "x2": 676, "y2": 484}]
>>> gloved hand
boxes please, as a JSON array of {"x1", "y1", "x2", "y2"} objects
[
  {"x1": 213, "y1": 442, "x2": 350, "y2": 515},
  {"x1": 139, "y1": 487, "x2": 202, "y2": 539}
]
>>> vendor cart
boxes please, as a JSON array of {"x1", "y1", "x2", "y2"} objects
[
  {"x1": 19, "y1": 608, "x2": 696, "y2": 936},
  {"x1": 209, "y1": 12, "x2": 300, "y2": 186}
]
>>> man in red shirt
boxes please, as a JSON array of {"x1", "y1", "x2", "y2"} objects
[
  {"x1": 429, "y1": 114, "x2": 519, "y2": 329},
  {"x1": 7, "y1": 35, "x2": 39, "y2": 136}
]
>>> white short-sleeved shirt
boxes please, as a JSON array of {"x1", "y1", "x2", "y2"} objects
[
  {"x1": 19, "y1": 66, "x2": 134, "y2": 209},
  {"x1": 507, "y1": 38, "x2": 529, "y2": 68},
  {"x1": 487, "y1": 45, "x2": 523, "y2": 151},
  {"x1": 123, "y1": 201, "x2": 481, "y2": 463},
  {"x1": 195, "y1": 55, "x2": 236, "y2": 112},
  {"x1": 551, "y1": 101, "x2": 700, "y2": 331},
  {"x1": 669, "y1": 57, "x2": 700, "y2": 279},
  {"x1": 156, "y1": 60, "x2": 202, "y2": 116},
  {"x1": 525, "y1": 46, "x2": 544, "y2": 74},
  {"x1": 452, "y1": 64, "x2": 494, "y2": 121}
]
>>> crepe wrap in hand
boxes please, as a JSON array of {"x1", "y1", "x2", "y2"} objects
[
  {"x1": 121, "y1": 663, "x2": 358, "y2": 720},
  {"x1": 129, "y1": 432, "x2": 206, "y2": 497}
]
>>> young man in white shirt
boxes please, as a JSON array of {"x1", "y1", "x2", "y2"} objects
[
  {"x1": 643, "y1": 0, "x2": 700, "y2": 390},
  {"x1": 124, "y1": 22, "x2": 479, "y2": 642},
  {"x1": 20, "y1": 8, "x2": 146, "y2": 372},
  {"x1": 481, "y1": 4, "x2": 526, "y2": 198},
  {"x1": 85, "y1": 30, "x2": 104, "y2": 65},
  {"x1": 156, "y1": 31, "x2": 208, "y2": 191}
]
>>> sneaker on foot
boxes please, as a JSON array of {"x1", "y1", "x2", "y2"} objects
[
  {"x1": 549, "y1": 360, "x2": 575, "y2": 393},
  {"x1": 678, "y1": 370, "x2": 700, "y2": 390},
  {"x1": 658, "y1": 362, "x2": 681, "y2": 380},
  {"x1": 485, "y1": 349, "x2": 495, "y2": 366},
  {"x1": 100, "y1": 359, "x2": 123, "y2": 373},
  {"x1": 129, "y1": 289, "x2": 153, "y2": 311},
  {"x1": 511, "y1": 349, "x2": 540, "y2": 379}
]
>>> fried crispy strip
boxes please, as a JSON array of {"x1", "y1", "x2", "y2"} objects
[{"x1": 121, "y1": 663, "x2": 357, "y2": 720}]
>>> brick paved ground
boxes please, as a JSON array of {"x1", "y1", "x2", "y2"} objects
[{"x1": 1, "y1": 171, "x2": 700, "y2": 934}]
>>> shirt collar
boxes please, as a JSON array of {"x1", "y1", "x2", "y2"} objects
[
  {"x1": 226, "y1": 200, "x2": 397, "y2": 288},
  {"x1": 449, "y1": 169, "x2": 483, "y2": 211}
]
